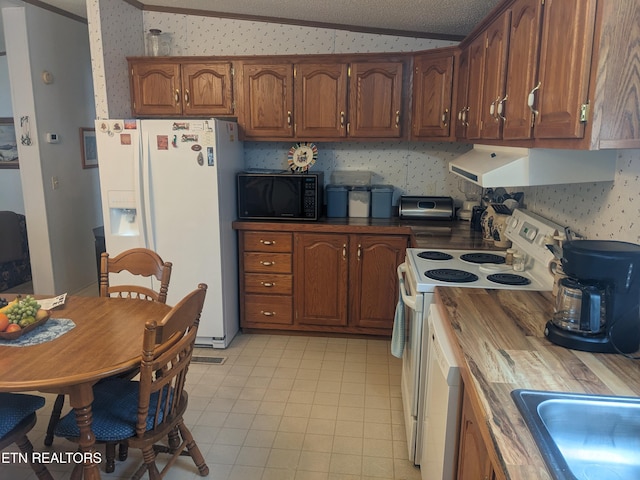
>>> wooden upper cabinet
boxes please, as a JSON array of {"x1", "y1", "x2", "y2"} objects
[
  {"x1": 502, "y1": 0, "x2": 543, "y2": 140},
  {"x1": 238, "y1": 62, "x2": 294, "y2": 138},
  {"x1": 348, "y1": 62, "x2": 403, "y2": 138},
  {"x1": 130, "y1": 62, "x2": 182, "y2": 116},
  {"x1": 480, "y1": 11, "x2": 510, "y2": 140},
  {"x1": 411, "y1": 51, "x2": 455, "y2": 139},
  {"x1": 129, "y1": 60, "x2": 233, "y2": 117},
  {"x1": 294, "y1": 63, "x2": 348, "y2": 138},
  {"x1": 465, "y1": 36, "x2": 486, "y2": 140},
  {"x1": 454, "y1": 48, "x2": 470, "y2": 139},
  {"x1": 181, "y1": 63, "x2": 233, "y2": 116},
  {"x1": 533, "y1": 0, "x2": 597, "y2": 139},
  {"x1": 594, "y1": 1, "x2": 640, "y2": 149}
]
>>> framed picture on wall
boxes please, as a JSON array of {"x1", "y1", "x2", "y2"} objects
[
  {"x1": 0, "y1": 118, "x2": 19, "y2": 169},
  {"x1": 80, "y1": 127, "x2": 98, "y2": 169}
]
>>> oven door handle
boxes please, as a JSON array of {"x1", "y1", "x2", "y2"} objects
[{"x1": 397, "y1": 263, "x2": 418, "y2": 311}]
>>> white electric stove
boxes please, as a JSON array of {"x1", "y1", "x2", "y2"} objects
[{"x1": 398, "y1": 208, "x2": 564, "y2": 476}]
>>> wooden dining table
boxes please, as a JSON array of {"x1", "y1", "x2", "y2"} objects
[{"x1": 0, "y1": 294, "x2": 171, "y2": 480}]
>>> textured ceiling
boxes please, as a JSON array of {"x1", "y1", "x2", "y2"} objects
[{"x1": 33, "y1": 0, "x2": 501, "y2": 37}]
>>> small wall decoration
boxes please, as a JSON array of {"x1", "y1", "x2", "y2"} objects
[
  {"x1": 287, "y1": 142, "x2": 318, "y2": 173},
  {"x1": 20, "y1": 116, "x2": 32, "y2": 146},
  {"x1": 0, "y1": 118, "x2": 19, "y2": 169},
  {"x1": 80, "y1": 127, "x2": 98, "y2": 168}
]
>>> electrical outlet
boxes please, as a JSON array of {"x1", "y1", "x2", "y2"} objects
[{"x1": 51, "y1": 176, "x2": 59, "y2": 190}]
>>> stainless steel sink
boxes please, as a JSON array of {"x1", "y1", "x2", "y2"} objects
[{"x1": 511, "y1": 389, "x2": 640, "y2": 480}]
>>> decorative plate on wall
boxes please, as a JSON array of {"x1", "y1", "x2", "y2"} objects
[{"x1": 287, "y1": 142, "x2": 318, "y2": 173}]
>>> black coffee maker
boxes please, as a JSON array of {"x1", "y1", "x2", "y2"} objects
[{"x1": 545, "y1": 240, "x2": 640, "y2": 354}]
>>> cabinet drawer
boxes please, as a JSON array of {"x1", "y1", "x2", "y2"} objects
[
  {"x1": 245, "y1": 295, "x2": 293, "y2": 325},
  {"x1": 244, "y1": 273, "x2": 292, "y2": 295},
  {"x1": 244, "y1": 252, "x2": 292, "y2": 273},
  {"x1": 244, "y1": 232, "x2": 293, "y2": 252}
]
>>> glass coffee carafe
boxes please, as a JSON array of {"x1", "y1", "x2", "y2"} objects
[{"x1": 552, "y1": 277, "x2": 606, "y2": 334}]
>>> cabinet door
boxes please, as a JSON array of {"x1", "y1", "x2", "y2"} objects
[
  {"x1": 350, "y1": 235, "x2": 407, "y2": 330},
  {"x1": 534, "y1": 0, "x2": 597, "y2": 139},
  {"x1": 348, "y1": 62, "x2": 403, "y2": 138},
  {"x1": 295, "y1": 63, "x2": 348, "y2": 138},
  {"x1": 480, "y1": 12, "x2": 511, "y2": 140},
  {"x1": 412, "y1": 53, "x2": 454, "y2": 139},
  {"x1": 130, "y1": 62, "x2": 182, "y2": 116},
  {"x1": 239, "y1": 63, "x2": 294, "y2": 138},
  {"x1": 457, "y1": 392, "x2": 493, "y2": 480},
  {"x1": 502, "y1": 0, "x2": 543, "y2": 140},
  {"x1": 294, "y1": 233, "x2": 348, "y2": 327},
  {"x1": 465, "y1": 36, "x2": 486, "y2": 139},
  {"x1": 182, "y1": 63, "x2": 234, "y2": 116},
  {"x1": 454, "y1": 48, "x2": 470, "y2": 139}
]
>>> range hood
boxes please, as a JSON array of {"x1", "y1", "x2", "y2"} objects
[{"x1": 449, "y1": 145, "x2": 617, "y2": 188}]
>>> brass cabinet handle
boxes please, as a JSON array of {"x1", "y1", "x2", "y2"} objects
[
  {"x1": 174, "y1": 89, "x2": 180, "y2": 104},
  {"x1": 528, "y1": 81, "x2": 541, "y2": 116},
  {"x1": 395, "y1": 110, "x2": 400, "y2": 128},
  {"x1": 260, "y1": 240, "x2": 275, "y2": 246},
  {"x1": 184, "y1": 89, "x2": 190, "y2": 106},
  {"x1": 357, "y1": 244, "x2": 362, "y2": 260},
  {"x1": 261, "y1": 282, "x2": 275, "y2": 287},
  {"x1": 340, "y1": 111, "x2": 345, "y2": 127},
  {"x1": 494, "y1": 96, "x2": 501, "y2": 122},
  {"x1": 442, "y1": 108, "x2": 449, "y2": 127},
  {"x1": 260, "y1": 311, "x2": 276, "y2": 317},
  {"x1": 498, "y1": 94, "x2": 508, "y2": 121},
  {"x1": 342, "y1": 243, "x2": 347, "y2": 259},
  {"x1": 287, "y1": 111, "x2": 292, "y2": 126},
  {"x1": 464, "y1": 107, "x2": 469, "y2": 126},
  {"x1": 259, "y1": 260, "x2": 275, "y2": 266}
]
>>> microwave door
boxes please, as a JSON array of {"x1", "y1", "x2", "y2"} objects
[{"x1": 271, "y1": 177, "x2": 301, "y2": 217}]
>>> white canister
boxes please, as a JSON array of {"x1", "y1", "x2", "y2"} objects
[{"x1": 348, "y1": 187, "x2": 371, "y2": 217}]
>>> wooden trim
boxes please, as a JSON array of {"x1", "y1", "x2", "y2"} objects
[
  {"x1": 142, "y1": 4, "x2": 465, "y2": 41},
  {"x1": 22, "y1": 0, "x2": 87, "y2": 24}
]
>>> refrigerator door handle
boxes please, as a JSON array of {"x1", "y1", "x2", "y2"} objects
[{"x1": 139, "y1": 131, "x2": 155, "y2": 251}]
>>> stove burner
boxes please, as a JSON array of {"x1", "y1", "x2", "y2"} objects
[
  {"x1": 487, "y1": 273, "x2": 531, "y2": 286},
  {"x1": 417, "y1": 251, "x2": 454, "y2": 261},
  {"x1": 460, "y1": 253, "x2": 506, "y2": 265},
  {"x1": 425, "y1": 269, "x2": 479, "y2": 283}
]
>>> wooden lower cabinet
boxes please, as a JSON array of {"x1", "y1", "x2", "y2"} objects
[
  {"x1": 239, "y1": 231, "x2": 294, "y2": 329},
  {"x1": 294, "y1": 233, "x2": 349, "y2": 327},
  {"x1": 238, "y1": 229, "x2": 408, "y2": 335},
  {"x1": 457, "y1": 388, "x2": 502, "y2": 480}
]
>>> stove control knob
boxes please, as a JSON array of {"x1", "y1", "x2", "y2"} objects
[{"x1": 507, "y1": 217, "x2": 519, "y2": 229}]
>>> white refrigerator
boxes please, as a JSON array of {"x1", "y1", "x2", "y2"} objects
[{"x1": 95, "y1": 118, "x2": 244, "y2": 348}]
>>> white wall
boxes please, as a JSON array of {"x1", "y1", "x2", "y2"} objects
[{"x1": 3, "y1": 4, "x2": 101, "y2": 294}]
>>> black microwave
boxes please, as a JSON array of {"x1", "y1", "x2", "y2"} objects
[{"x1": 237, "y1": 171, "x2": 324, "y2": 221}]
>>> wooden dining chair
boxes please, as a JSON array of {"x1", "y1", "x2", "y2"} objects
[
  {"x1": 99, "y1": 248, "x2": 173, "y2": 302},
  {"x1": 0, "y1": 393, "x2": 54, "y2": 480},
  {"x1": 44, "y1": 247, "x2": 173, "y2": 448},
  {"x1": 54, "y1": 284, "x2": 209, "y2": 479}
]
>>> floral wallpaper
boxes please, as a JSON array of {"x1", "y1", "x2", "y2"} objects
[{"x1": 89, "y1": 2, "x2": 640, "y2": 244}]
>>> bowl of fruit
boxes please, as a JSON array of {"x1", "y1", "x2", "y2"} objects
[{"x1": 0, "y1": 296, "x2": 50, "y2": 340}]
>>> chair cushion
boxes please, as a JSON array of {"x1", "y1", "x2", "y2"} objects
[
  {"x1": 0, "y1": 393, "x2": 45, "y2": 438},
  {"x1": 54, "y1": 378, "x2": 172, "y2": 442}
]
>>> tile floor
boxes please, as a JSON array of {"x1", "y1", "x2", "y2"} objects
[{"x1": 1, "y1": 333, "x2": 422, "y2": 480}]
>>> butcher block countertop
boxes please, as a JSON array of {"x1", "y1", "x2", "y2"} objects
[
  {"x1": 435, "y1": 287, "x2": 640, "y2": 480},
  {"x1": 232, "y1": 217, "x2": 499, "y2": 250}
]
